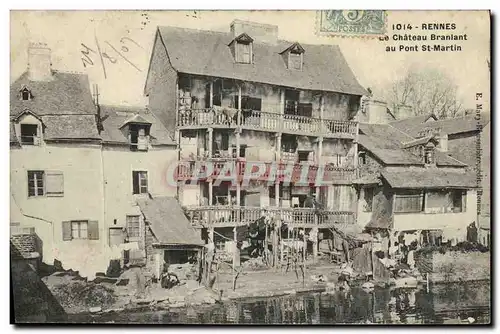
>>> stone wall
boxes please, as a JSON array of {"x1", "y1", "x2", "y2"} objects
[
  {"x1": 11, "y1": 234, "x2": 39, "y2": 259},
  {"x1": 417, "y1": 250, "x2": 490, "y2": 283}
]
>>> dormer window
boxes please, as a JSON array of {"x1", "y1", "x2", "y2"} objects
[
  {"x1": 424, "y1": 145, "x2": 435, "y2": 164},
  {"x1": 121, "y1": 114, "x2": 152, "y2": 152},
  {"x1": 281, "y1": 43, "x2": 305, "y2": 70},
  {"x1": 237, "y1": 42, "x2": 251, "y2": 63},
  {"x1": 289, "y1": 51, "x2": 302, "y2": 70},
  {"x1": 229, "y1": 33, "x2": 254, "y2": 64},
  {"x1": 20, "y1": 87, "x2": 33, "y2": 101},
  {"x1": 20, "y1": 124, "x2": 39, "y2": 145},
  {"x1": 129, "y1": 124, "x2": 150, "y2": 151}
]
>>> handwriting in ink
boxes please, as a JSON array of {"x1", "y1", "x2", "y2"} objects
[
  {"x1": 80, "y1": 35, "x2": 143, "y2": 79},
  {"x1": 80, "y1": 43, "x2": 96, "y2": 67}
]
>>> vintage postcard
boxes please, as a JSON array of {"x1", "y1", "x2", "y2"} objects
[{"x1": 10, "y1": 10, "x2": 491, "y2": 324}]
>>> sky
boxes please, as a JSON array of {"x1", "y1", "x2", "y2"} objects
[{"x1": 10, "y1": 10, "x2": 490, "y2": 110}]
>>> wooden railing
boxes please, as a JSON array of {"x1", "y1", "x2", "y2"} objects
[
  {"x1": 184, "y1": 206, "x2": 355, "y2": 227},
  {"x1": 177, "y1": 108, "x2": 357, "y2": 137},
  {"x1": 175, "y1": 161, "x2": 356, "y2": 184}
]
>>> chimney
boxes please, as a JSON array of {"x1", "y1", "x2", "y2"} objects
[
  {"x1": 395, "y1": 104, "x2": 413, "y2": 120},
  {"x1": 361, "y1": 98, "x2": 390, "y2": 124},
  {"x1": 437, "y1": 132, "x2": 448, "y2": 152},
  {"x1": 230, "y1": 20, "x2": 278, "y2": 44},
  {"x1": 27, "y1": 42, "x2": 53, "y2": 81}
]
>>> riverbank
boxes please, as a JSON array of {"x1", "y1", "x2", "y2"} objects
[
  {"x1": 39, "y1": 249, "x2": 491, "y2": 319},
  {"x1": 41, "y1": 263, "x2": 344, "y2": 316},
  {"x1": 64, "y1": 280, "x2": 491, "y2": 325}
]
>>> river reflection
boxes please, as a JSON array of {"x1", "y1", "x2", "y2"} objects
[{"x1": 70, "y1": 281, "x2": 490, "y2": 324}]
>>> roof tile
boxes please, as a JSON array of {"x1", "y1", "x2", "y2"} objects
[{"x1": 156, "y1": 26, "x2": 367, "y2": 96}]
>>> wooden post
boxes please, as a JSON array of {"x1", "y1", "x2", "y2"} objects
[
  {"x1": 236, "y1": 129, "x2": 241, "y2": 223},
  {"x1": 319, "y1": 94, "x2": 324, "y2": 120},
  {"x1": 279, "y1": 89, "x2": 285, "y2": 131},
  {"x1": 209, "y1": 80, "x2": 214, "y2": 107},
  {"x1": 312, "y1": 227, "x2": 318, "y2": 263},
  {"x1": 316, "y1": 137, "x2": 323, "y2": 200},
  {"x1": 233, "y1": 226, "x2": 240, "y2": 267},
  {"x1": 238, "y1": 84, "x2": 242, "y2": 126},
  {"x1": 303, "y1": 228, "x2": 307, "y2": 265},
  {"x1": 275, "y1": 133, "x2": 281, "y2": 210},
  {"x1": 208, "y1": 128, "x2": 213, "y2": 158},
  {"x1": 208, "y1": 180, "x2": 213, "y2": 206}
]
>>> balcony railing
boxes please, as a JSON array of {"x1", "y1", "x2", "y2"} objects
[
  {"x1": 175, "y1": 161, "x2": 356, "y2": 184},
  {"x1": 177, "y1": 108, "x2": 357, "y2": 138},
  {"x1": 184, "y1": 206, "x2": 355, "y2": 227}
]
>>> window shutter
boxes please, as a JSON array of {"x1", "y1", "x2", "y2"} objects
[
  {"x1": 62, "y1": 221, "x2": 72, "y2": 241},
  {"x1": 462, "y1": 190, "x2": 467, "y2": 212},
  {"x1": 46, "y1": 171, "x2": 64, "y2": 196},
  {"x1": 88, "y1": 220, "x2": 99, "y2": 240},
  {"x1": 132, "y1": 171, "x2": 139, "y2": 194}
]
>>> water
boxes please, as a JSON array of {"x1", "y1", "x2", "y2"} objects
[{"x1": 68, "y1": 281, "x2": 490, "y2": 324}]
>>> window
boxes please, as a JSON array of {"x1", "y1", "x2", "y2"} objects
[
  {"x1": 282, "y1": 134, "x2": 298, "y2": 153},
  {"x1": 71, "y1": 221, "x2": 88, "y2": 239},
  {"x1": 451, "y1": 190, "x2": 466, "y2": 213},
  {"x1": 234, "y1": 96, "x2": 262, "y2": 111},
  {"x1": 236, "y1": 42, "x2": 251, "y2": 63},
  {"x1": 363, "y1": 187, "x2": 374, "y2": 212},
  {"x1": 28, "y1": 170, "x2": 63, "y2": 197},
  {"x1": 298, "y1": 151, "x2": 310, "y2": 162},
  {"x1": 130, "y1": 124, "x2": 149, "y2": 151},
  {"x1": 28, "y1": 171, "x2": 44, "y2": 197},
  {"x1": 232, "y1": 145, "x2": 246, "y2": 158},
  {"x1": 21, "y1": 88, "x2": 32, "y2": 101},
  {"x1": 289, "y1": 52, "x2": 303, "y2": 70},
  {"x1": 424, "y1": 189, "x2": 466, "y2": 213},
  {"x1": 62, "y1": 220, "x2": 99, "y2": 241},
  {"x1": 269, "y1": 184, "x2": 291, "y2": 202},
  {"x1": 297, "y1": 103, "x2": 313, "y2": 118},
  {"x1": 20, "y1": 124, "x2": 39, "y2": 145},
  {"x1": 424, "y1": 146, "x2": 435, "y2": 164},
  {"x1": 358, "y1": 152, "x2": 366, "y2": 166},
  {"x1": 284, "y1": 90, "x2": 300, "y2": 115},
  {"x1": 282, "y1": 186, "x2": 291, "y2": 200},
  {"x1": 394, "y1": 190, "x2": 424, "y2": 213},
  {"x1": 126, "y1": 215, "x2": 141, "y2": 238},
  {"x1": 132, "y1": 171, "x2": 148, "y2": 194}
]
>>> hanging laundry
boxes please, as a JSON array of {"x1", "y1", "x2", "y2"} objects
[
  {"x1": 407, "y1": 250, "x2": 416, "y2": 269},
  {"x1": 403, "y1": 231, "x2": 420, "y2": 246}
]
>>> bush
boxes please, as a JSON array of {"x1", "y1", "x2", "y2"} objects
[{"x1": 415, "y1": 241, "x2": 489, "y2": 256}]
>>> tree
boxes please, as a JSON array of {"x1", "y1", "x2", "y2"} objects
[{"x1": 384, "y1": 67, "x2": 463, "y2": 119}]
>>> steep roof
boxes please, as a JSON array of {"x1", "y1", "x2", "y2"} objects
[
  {"x1": 10, "y1": 71, "x2": 96, "y2": 116},
  {"x1": 381, "y1": 169, "x2": 477, "y2": 189},
  {"x1": 42, "y1": 115, "x2": 100, "y2": 141},
  {"x1": 154, "y1": 26, "x2": 367, "y2": 96},
  {"x1": 137, "y1": 196, "x2": 203, "y2": 246},
  {"x1": 401, "y1": 135, "x2": 438, "y2": 149},
  {"x1": 358, "y1": 123, "x2": 467, "y2": 167},
  {"x1": 390, "y1": 113, "x2": 491, "y2": 137},
  {"x1": 100, "y1": 105, "x2": 175, "y2": 146}
]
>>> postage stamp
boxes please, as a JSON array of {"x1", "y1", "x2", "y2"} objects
[
  {"x1": 317, "y1": 10, "x2": 387, "y2": 37},
  {"x1": 10, "y1": 10, "x2": 491, "y2": 325}
]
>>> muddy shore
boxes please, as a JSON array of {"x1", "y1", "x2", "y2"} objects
[{"x1": 42, "y1": 264, "x2": 345, "y2": 316}]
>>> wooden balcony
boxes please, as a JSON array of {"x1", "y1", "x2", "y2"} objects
[
  {"x1": 174, "y1": 161, "x2": 356, "y2": 185},
  {"x1": 184, "y1": 206, "x2": 355, "y2": 227},
  {"x1": 177, "y1": 108, "x2": 357, "y2": 139}
]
